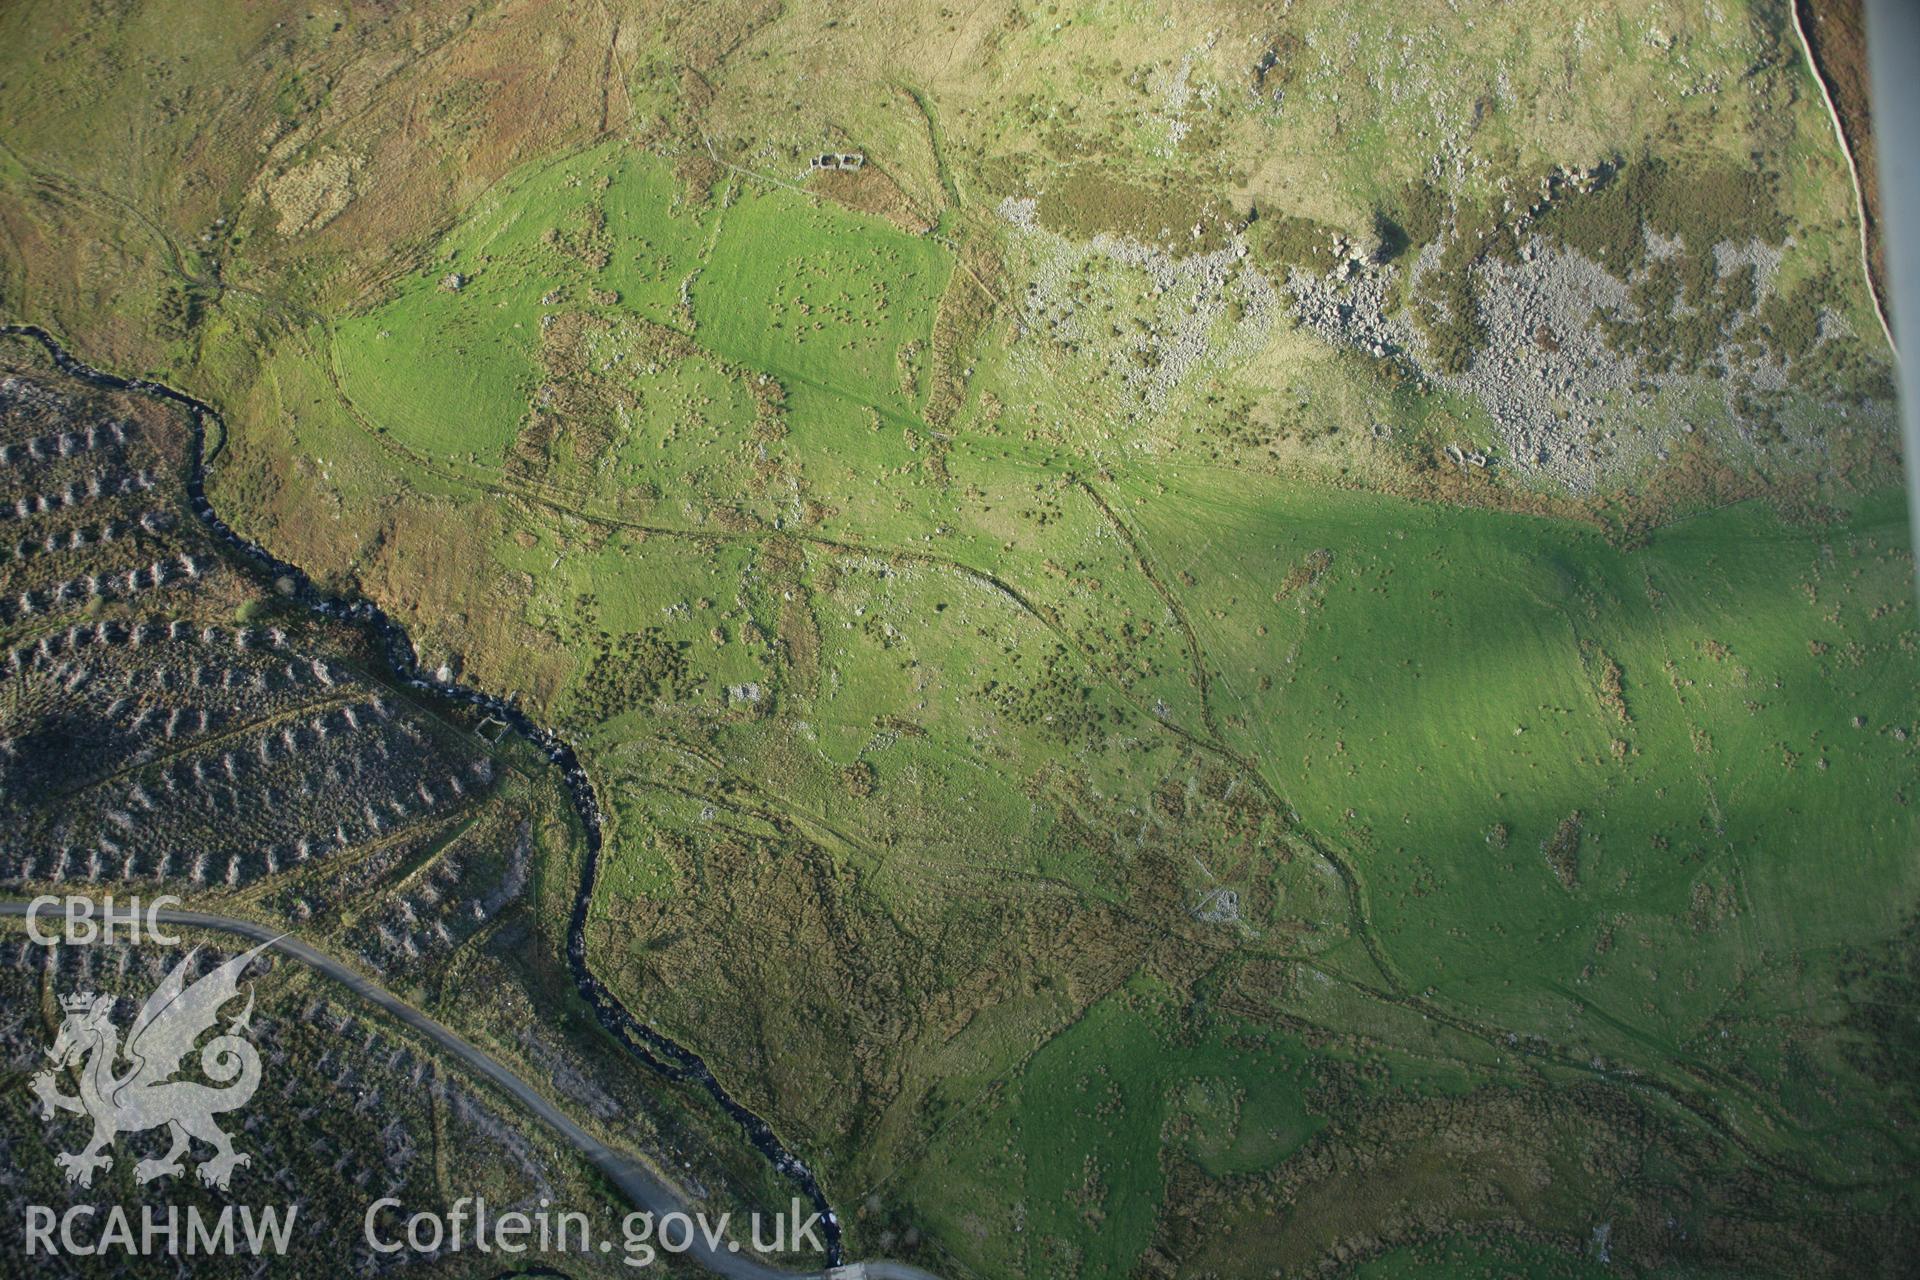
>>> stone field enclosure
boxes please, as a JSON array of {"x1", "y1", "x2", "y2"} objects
[{"x1": 1, "y1": 1, "x2": 1918, "y2": 1277}]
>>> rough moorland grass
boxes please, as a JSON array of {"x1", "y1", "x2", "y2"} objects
[
  {"x1": 332, "y1": 146, "x2": 724, "y2": 464},
  {"x1": 13, "y1": 3, "x2": 1912, "y2": 1274},
  {"x1": 1016, "y1": 977, "x2": 1324, "y2": 1278},
  {"x1": 1353, "y1": 1237, "x2": 1635, "y2": 1279},
  {"x1": 330, "y1": 148, "x2": 607, "y2": 462},
  {"x1": 333, "y1": 145, "x2": 949, "y2": 472},
  {"x1": 904, "y1": 972, "x2": 1328, "y2": 1280},
  {"x1": 1130, "y1": 467, "x2": 1917, "y2": 1146}
]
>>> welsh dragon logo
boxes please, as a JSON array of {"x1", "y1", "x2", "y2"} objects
[{"x1": 30, "y1": 940, "x2": 274, "y2": 1191}]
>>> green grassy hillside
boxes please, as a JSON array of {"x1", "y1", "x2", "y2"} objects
[{"x1": 2, "y1": 0, "x2": 1915, "y2": 1275}]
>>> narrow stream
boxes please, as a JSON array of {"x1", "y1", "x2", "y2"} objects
[{"x1": 1, "y1": 323, "x2": 843, "y2": 1264}]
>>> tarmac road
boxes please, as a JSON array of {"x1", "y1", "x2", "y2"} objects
[{"x1": 0, "y1": 899, "x2": 944, "y2": 1280}]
